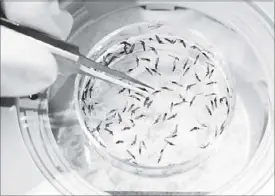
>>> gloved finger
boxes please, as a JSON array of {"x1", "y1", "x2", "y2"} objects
[
  {"x1": 2, "y1": 0, "x2": 73, "y2": 40},
  {"x1": 0, "y1": 26, "x2": 58, "y2": 97},
  {"x1": 1, "y1": 1, "x2": 74, "y2": 97}
]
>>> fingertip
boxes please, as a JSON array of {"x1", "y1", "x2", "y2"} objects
[
  {"x1": 2, "y1": 1, "x2": 73, "y2": 40},
  {"x1": 1, "y1": 27, "x2": 58, "y2": 97}
]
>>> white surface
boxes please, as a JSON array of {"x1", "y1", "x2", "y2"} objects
[
  {"x1": 1, "y1": 1, "x2": 274, "y2": 195},
  {"x1": 1, "y1": 106, "x2": 47, "y2": 195},
  {"x1": 250, "y1": 1, "x2": 274, "y2": 195},
  {"x1": 256, "y1": 176, "x2": 274, "y2": 196}
]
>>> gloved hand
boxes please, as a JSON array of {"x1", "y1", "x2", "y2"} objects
[{"x1": 0, "y1": 1, "x2": 73, "y2": 97}]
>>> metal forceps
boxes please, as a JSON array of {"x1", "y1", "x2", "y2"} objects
[{"x1": 0, "y1": 17, "x2": 153, "y2": 94}]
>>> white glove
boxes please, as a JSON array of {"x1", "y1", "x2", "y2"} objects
[{"x1": 1, "y1": 1, "x2": 73, "y2": 97}]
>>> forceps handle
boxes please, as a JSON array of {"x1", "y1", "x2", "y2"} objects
[
  {"x1": 0, "y1": 17, "x2": 152, "y2": 94},
  {"x1": 0, "y1": 17, "x2": 81, "y2": 60}
]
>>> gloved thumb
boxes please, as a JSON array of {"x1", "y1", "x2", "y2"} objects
[
  {"x1": 1, "y1": 26, "x2": 59, "y2": 97},
  {"x1": 1, "y1": 1, "x2": 73, "y2": 97}
]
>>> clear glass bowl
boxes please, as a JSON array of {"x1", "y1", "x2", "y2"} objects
[{"x1": 17, "y1": 2, "x2": 274, "y2": 195}]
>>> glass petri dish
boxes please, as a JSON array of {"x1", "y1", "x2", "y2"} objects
[
  {"x1": 16, "y1": 2, "x2": 274, "y2": 195},
  {"x1": 74, "y1": 21, "x2": 236, "y2": 177}
]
